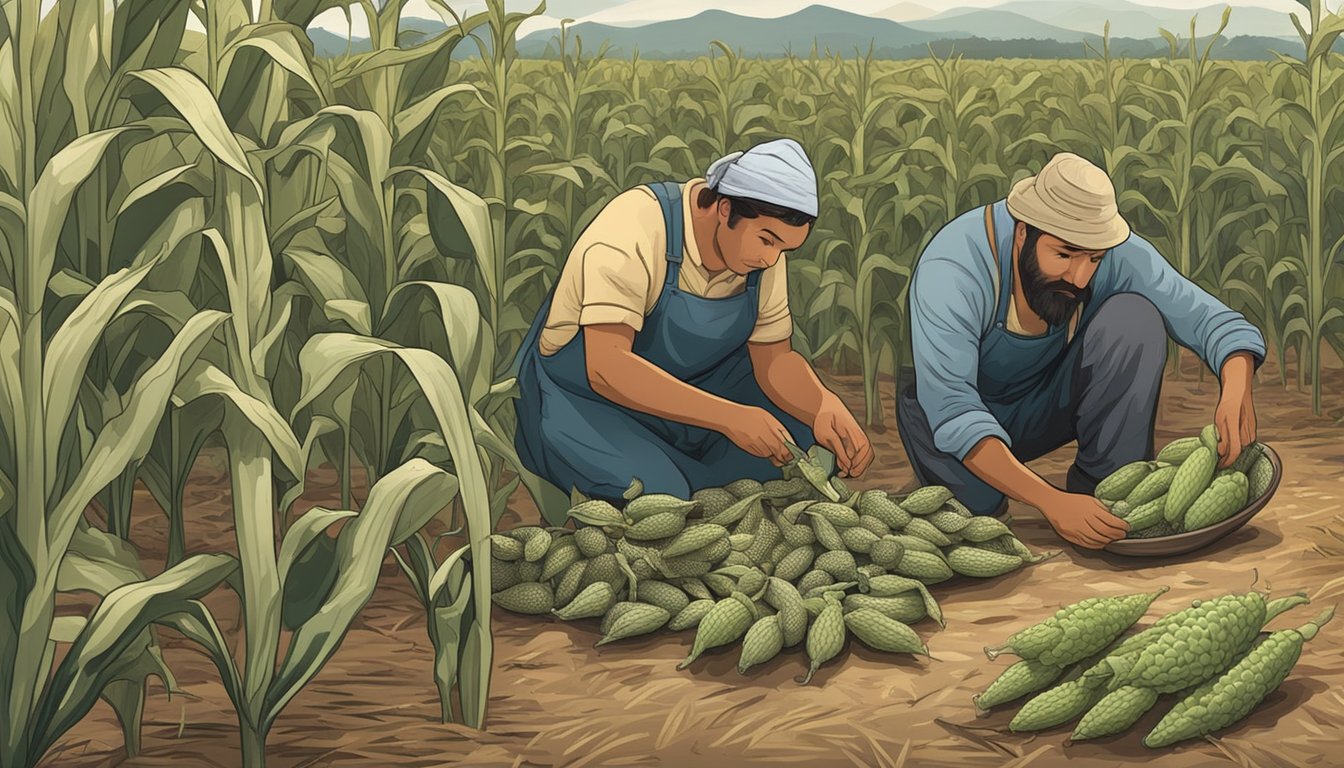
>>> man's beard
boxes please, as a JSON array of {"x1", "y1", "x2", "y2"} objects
[{"x1": 1018, "y1": 233, "x2": 1090, "y2": 327}]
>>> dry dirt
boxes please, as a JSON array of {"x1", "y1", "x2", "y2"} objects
[{"x1": 40, "y1": 355, "x2": 1344, "y2": 768}]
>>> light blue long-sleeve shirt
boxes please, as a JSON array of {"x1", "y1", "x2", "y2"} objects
[{"x1": 909, "y1": 199, "x2": 1267, "y2": 461}]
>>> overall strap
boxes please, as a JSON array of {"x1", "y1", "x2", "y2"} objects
[
  {"x1": 984, "y1": 204, "x2": 1011, "y2": 328},
  {"x1": 647, "y1": 181, "x2": 685, "y2": 288},
  {"x1": 744, "y1": 265, "x2": 763, "y2": 307}
]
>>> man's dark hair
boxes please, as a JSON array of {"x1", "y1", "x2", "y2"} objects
[
  {"x1": 696, "y1": 187, "x2": 816, "y2": 228},
  {"x1": 1022, "y1": 222, "x2": 1046, "y2": 252}
]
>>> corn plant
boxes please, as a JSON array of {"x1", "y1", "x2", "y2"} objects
[
  {"x1": 796, "y1": 46, "x2": 913, "y2": 425},
  {"x1": 901, "y1": 50, "x2": 1036, "y2": 229},
  {"x1": 1119, "y1": 11, "x2": 1240, "y2": 379},
  {"x1": 1271, "y1": 0, "x2": 1344, "y2": 414},
  {"x1": 441, "y1": 0, "x2": 540, "y2": 347},
  {"x1": 681, "y1": 42, "x2": 773, "y2": 162},
  {"x1": 0, "y1": 1, "x2": 251, "y2": 765}
]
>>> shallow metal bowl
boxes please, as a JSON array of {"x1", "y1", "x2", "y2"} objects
[{"x1": 1102, "y1": 444, "x2": 1283, "y2": 557}]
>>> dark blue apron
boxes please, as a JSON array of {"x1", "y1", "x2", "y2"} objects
[
  {"x1": 978, "y1": 201, "x2": 1083, "y2": 454},
  {"x1": 511, "y1": 181, "x2": 815, "y2": 501}
]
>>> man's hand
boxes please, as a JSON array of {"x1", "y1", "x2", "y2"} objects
[
  {"x1": 961, "y1": 438, "x2": 1129, "y2": 549},
  {"x1": 812, "y1": 395, "x2": 874, "y2": 478},
  {"x1": 1214, "y1": 352, "x2": 1258, "y2": 469},
  {"x1": 1038, "y1": 490, "x2": 1130, "y2": 549},
  {"x1": 722, "y1": 405, "x2": 795, "y2": 466}
]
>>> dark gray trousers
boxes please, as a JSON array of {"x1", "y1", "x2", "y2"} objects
[{"x1": 896, "y1": 293, "x2": 1168, "y2": 517}]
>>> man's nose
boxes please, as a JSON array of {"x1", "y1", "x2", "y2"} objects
[{"x1": 1065, "y1": 263, "x2": 1093, "y2": 289}]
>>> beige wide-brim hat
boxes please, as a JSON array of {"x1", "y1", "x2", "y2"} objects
[{"x1": 1006, "y1": 152, "x2": 1130, "y2": 250}]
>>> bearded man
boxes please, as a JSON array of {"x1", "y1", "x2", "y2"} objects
[{"x1": 896, "y1": 152, "x2": 1266, "y2": 550}]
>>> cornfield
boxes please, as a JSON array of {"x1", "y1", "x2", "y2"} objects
[{"x1": 1, "y1": 0, "x2": 1342, "y2": 766}]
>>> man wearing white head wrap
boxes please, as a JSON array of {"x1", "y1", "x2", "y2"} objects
[
  {"x1": 511, "y1": 138, "x2": 873, "y2": 515},
  {"x1": 897, "y1": 152, "x2": 1265, "y2": 550}
]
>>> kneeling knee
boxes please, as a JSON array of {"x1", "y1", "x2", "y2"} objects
[{"x1": 1088, "y1": 293, "x2": 1167, "y2": 361}]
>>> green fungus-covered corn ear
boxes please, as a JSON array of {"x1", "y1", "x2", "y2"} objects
[
  {"x1": 946, "y1": 546, "x2": 1023, "y2": 578},
  {"x1": 860, "y1": 490, "x2": 913, "y2": 529},
  {"x1": 1123, "y1": 496, "x2": 1167, "y2": 532},
  {"x1": 554, "y1": 582, "x2": 617, "y2": 620},
  {"x1": 1165, "y1": 446, "x2": 1216, "y2": 526},
  {"x1": 1102, "y1": 591, "x2": 1268, "y2": 694},
  {"x1": 668, "y1": 598, "x2": 716, "y2": 631},
  {"x1": 568, "y1": 499, "x2": 628, "y2": 528},
  {"x1": 985, "y1": 587, "x2": 1170, "y2": 667},
  {"x1": 1009, "y1": 677, "x2": 1108, "y2": 732},
  {"x1": 1143, "y1": 607, "x2": 1334, "y2": 748},
  {"x1": 895, "y1": 550, "x2": 954, "y2": 584},
  {"x1": 493, "y1": 582, "x2": 555, "y2": 615},
  {"x1": 974, "y1": 659, "x2": 1065, "y2": 711},
  {"x1": 1156, "y1": 436, "x2": 1203, "y2": 464},
  {"x1": 1070, "y1": 685, "x2": 1161, "y2": 741},
  {"x1": 843, "y1": 593, "x2": 926, "y2": 624},
  {"x1": 596, "y1": 604, "x2": 670, "y2": 647},
  {"x1": 798, "y1": 595, "x2": 847, "y2": 685},
  {"x1": 1181, "y1": 471, "x2": 1248, "y2": 532},
  {"x1": 1124, "y1": 465, "x2": 1179, "y2": 507},
  {"x1": 959, "y1": 516, "x2": 1012, "y2": 543},
  {"x1": 490, "y1": 533, "x2": 524, "y2": 561},
  {"x1": 1248, "y1": 454, "x2": 1274, "y2": 499},
  {"x1": 679, "y1": 592, "x2": 756, "y2": 669},
  {"x1": 625, "y1": 494, "x2": 699, "y2": 522},
  {"x1": 574, "y1": 527, "x2": 610, "y2": 557},
  {"x1": 1095, "y1": 461, "x2": 1156, "y2": 503},
  {"x1": 901, "y1": 486, "x2": 954, "y2": 516},
  {"x1": 738, "y1": 614, "x2": 785, "y2": 674},
  {"x1": 844, "y1": 609, "x2": 928, "y2": 655},
  {"x1": 693, "y1": 487, "x2": 739, "y2": 519}
]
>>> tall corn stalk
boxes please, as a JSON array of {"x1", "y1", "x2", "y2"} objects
[
  {"x1": 0, "y1": 1, "x2": 249, "y2": 765},
  {"x1": 1122, "y1": 10, "x2": 1235, "y2": 379},
  {"x1": 1273, "y1": 0, "x2": 1344, "y2": 413}
]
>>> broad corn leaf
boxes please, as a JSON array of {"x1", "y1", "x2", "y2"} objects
[
  {"x1": 43, "y1": 252, "x2": 172, "y2": 475},
  {"x1": 24, "y1": 126, "x2": 145, "y2": 313},
  {"x1": 276, "y1": 506, "x2": 356, "y2": 592},
  {"x1": 32, "y1": 554, "x2": 237, "y2": 758},
  {"x1": 114, "y1": 163, "x2": 198, "y2": 218},
  {"x1": 171, "y1": 360, "x2": 305, "y2": 483},
  {"x1": 384, "y1": 281, "x2": 491, "y2": 406},
  {"x1": 124, "y1": 68, "x2": 262, "y2": 198},
  {"x1": 57, "y1": 522, "x2": 146, "y2": 596},
  {"x1": 392, "y1": 166, "x2": 498, "y2": 305},
  {"x1": 221, "y1": 22, "x2": 326, "y2": 104},
  {"x1": 393, "y1": 83, "x2": 482, "y2": 162},
  {"x1": 262, "y1": 459, "x2": 458, "y2": 729},
  {"x1": 47, "y1": 310, "x2": 229, "y2": 560}
]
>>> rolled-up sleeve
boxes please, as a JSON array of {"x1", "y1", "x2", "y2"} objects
[
  {"x1": 1106, "y1": 236, "x2": 1267, "y2": 374},
  {"x1": 909, "y1": 252, "x2": 1008, "y2": 461}
]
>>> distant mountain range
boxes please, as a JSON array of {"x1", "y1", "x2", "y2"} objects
[{"x1": 306, "y1": 3, "x2": 1313, "y2": 61}]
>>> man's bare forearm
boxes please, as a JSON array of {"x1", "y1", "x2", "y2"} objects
[
  {"x1": 587, "y1": 347, "x2": 741, "y2": 431},
  {"x1": 962, "y1": 437, "x2": 1061, "y2": 510},
  {"x1": 753, "y1": 346, "x2": 830, "y2": 426},
  {"x1": 1220, "y1": 351, "x2": 1254, "y2": 396}
]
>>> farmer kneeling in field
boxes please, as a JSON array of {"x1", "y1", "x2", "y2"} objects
[
  {"x1": 513, "y1": 138, "x2": 874, "y2": 506},
  {"x1": 897, "y1": 152, "x2": 1266, "y2": 550}
]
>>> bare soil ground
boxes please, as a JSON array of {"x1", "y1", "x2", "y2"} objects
[{"x1": 41, "y1": 355, "x2": 1344, "y2": 768}]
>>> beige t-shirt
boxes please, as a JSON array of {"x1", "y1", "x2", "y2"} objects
[{"x1": 536, "y1": 178, "x2": 792, "y2": 356}]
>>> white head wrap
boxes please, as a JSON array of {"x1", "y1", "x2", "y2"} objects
[{"x1": 704, "y1": 138, "x2": 818, "y2": 218}]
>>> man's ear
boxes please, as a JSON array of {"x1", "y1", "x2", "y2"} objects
[{"x1": 1014, "y1": 221, "x2": 1026, "y2": 248}]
